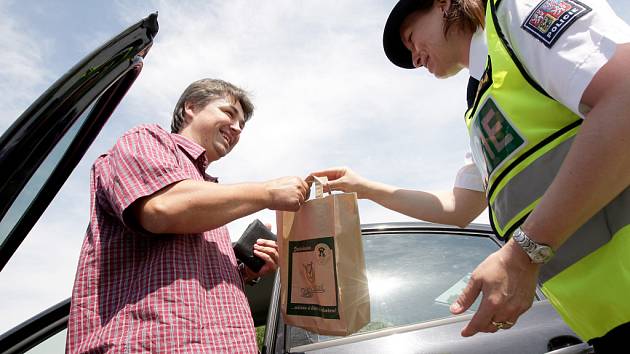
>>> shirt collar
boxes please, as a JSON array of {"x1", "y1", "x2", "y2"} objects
[
  {"x1": 171, "y1": 133, "x2": 214, "y2": 177},
  {"x1": 469, "y1": 27, "x2": 488, "y2": 81}
]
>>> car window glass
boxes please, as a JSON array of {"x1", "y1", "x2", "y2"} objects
[
  {"x1": 288, "y1": 232, "x2": 499, "y2": 347},
  {"x1": 0, "y1": 103, "x2": 99, "y2": 333},
  {"x1": 0, "y1": 102, "x2": 95, "y2": 247},
  {"x1": 23, "y1": 329, "x2": 67, "y2": 354}
]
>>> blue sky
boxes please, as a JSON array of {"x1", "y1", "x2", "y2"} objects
[{"x1": 1, "y1": 0, "x2": 629, "y2": 334}]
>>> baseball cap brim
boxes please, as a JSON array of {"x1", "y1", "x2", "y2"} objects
[{"x1": 383, "y1": 0, "x2": 419, "y2": 69}]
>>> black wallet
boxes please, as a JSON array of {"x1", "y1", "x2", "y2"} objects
[{"x1": 233, "y1": 219, "x2": 277, "y2": 272}]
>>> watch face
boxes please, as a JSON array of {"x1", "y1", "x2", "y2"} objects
[
  {"x1": 533, "y1": 246, "x2": 553, "y2": 263},
  {"x1": 513, "y1": 227, "x2": 554, "y2": 263}
]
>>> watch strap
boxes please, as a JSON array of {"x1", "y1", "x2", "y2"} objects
[{"x1": 512, "y1": 227, "x2": 555, "y2": 264}]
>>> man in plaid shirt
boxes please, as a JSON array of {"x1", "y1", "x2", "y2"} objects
[{"x1": 66, "y1": 79, "x2": 309, "y2": 353}]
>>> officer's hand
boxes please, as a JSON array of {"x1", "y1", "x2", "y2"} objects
[
  {"x1": 309, "y1": 166, "x2": 372, "y2": 199},
  {"x1": 449, "y1": 239, "x2": 540, "y2": 337},
  {"x1": 264, "y1": 176, "x2": 309, "y2": 211}
]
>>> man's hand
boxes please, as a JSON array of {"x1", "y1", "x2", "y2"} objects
[
  {"x1": 264, "y1": 177, "x2": 309, "y2": 211},
  {"x1": 449, "y1": 239, "x2": 540, "y2": 336},
  {"x1": 242, "y1": 238, "x2": 279, "y2": 282}
]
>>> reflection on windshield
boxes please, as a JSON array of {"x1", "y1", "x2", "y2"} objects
[
  {"x1": 0, "y1": 102, "x2": 95, "y2": 248},
  {"x1": 367, "y1": 273, "x2": 404, "y2": 298},
  {"x1": 289, "y1": 231, "x2": 499, "y2": 348}
]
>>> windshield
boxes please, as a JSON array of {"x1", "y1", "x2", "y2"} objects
[{"x1": 288, "y1": 231, "x2": 499, "y2": 347}]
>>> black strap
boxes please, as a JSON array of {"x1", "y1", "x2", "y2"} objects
[{"x1": 466, "y1": 76, "x2": 480, "y2": 110}]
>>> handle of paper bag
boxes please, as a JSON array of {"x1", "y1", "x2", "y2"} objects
[{"x1": 311, "y1": 176, "x2": 331, "y2": 199}]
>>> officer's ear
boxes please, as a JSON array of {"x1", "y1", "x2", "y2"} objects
[{"x1": 437, "y1": 0, "x2": 452, "y2": 14}]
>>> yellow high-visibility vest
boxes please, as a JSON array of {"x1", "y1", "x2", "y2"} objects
[{"x1": 464, "y1": 0, "x2": 630, "y2": 341}]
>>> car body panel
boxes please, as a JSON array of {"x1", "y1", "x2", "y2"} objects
[{"x1": 288, "y1": 301, "x2": 588, "y2": 354}]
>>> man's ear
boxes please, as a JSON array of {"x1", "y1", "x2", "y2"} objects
[{"x1": 183, "y1": 101, "x2": 195, "y2": 123}]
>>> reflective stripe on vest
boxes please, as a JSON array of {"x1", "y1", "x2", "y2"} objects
[
  {"x1": 464, "y1": 0, "x2": 630, "y2": 341},
  {"x1": 491, "y1": 130, "x2": 576, "y2": 232}
]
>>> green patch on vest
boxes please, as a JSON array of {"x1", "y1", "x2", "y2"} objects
[{"x1": 472, "y1": 97, "x2": 525, "y2": 174}]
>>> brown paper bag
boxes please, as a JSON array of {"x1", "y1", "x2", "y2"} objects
[{"x1": 276, "y1": 176, "x2": 370, "y2": 336}]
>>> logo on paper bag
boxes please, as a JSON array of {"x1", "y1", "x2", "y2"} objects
[
  {"x1": 287, "y1": 237, "x2": 340, "y2": 319},
  {"x1": 303, "y1": 262, "x2": 316, "y2": 284},
  {"x1": 316, "y1": 243, "x2": 332, "y2": 265},
  {"x1": 522, "y1": 0, "x2": 591, "y2": 48},
  {"x1": 300, "y1": 262, "x2": 325, "y2": 298}
]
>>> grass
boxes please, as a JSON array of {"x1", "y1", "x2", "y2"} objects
[{"x1": 256, "y1": 325, "x2": 266, "y2": 350}]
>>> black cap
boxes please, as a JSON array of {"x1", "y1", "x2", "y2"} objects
[{"x1": 383, "y1": 0, "x2": 424, "y2": 69}]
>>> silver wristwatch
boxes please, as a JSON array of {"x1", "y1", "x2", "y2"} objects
[{"x1": 511, "y1": 227, "x2": 555, "y2": 264}]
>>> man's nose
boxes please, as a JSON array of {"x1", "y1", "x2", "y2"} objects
[{"x1": 229, "y1": 121, "x2": 242, "y2": 134}]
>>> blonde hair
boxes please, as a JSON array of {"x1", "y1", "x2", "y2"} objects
[{"x1": 442, "y1": 0, "x2": 486, "y2": 36}]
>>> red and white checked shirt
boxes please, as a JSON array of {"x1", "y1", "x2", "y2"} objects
[{"x1": 66, "y1": 124, "x2": 258, "y2": 353}]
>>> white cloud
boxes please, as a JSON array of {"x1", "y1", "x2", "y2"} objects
[
  {"x1": 0, "y1": 1, "x2": 54, "y2": 132},
  {"x1": 111, "y1": 0, "x2": 478, "y2": 237}
]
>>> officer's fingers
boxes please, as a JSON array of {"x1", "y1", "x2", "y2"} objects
[
  {"x1": 450, "y1": 276, "x2": 481, "y2": 315},
  {"x1": 309, "y1": 167, "x2": 348, "y2": 181},
  {"x1": 461, "y1": 296, "x2": 496, "y2": 337},
  {"x1": 502, "y1": 303, "x2": 525, "y2": 324},
  {"x1": 324, "y1": 178, "x2": 347, "y2": 192}
]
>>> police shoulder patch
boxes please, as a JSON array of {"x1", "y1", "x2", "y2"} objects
[{"x1": 521, "y1": 0, "x2": 592, "y2": 48}]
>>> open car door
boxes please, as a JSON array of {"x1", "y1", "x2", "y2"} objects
[{"x1": 0, "y1": 13, "x2": 158, "y2": 354}]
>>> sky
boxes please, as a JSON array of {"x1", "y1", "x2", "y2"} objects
[{"x1": 1, "y1": 0, "x2": 629, "y2": 335}]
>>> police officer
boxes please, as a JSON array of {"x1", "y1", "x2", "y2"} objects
[{"x1": 312, "y1": 0, "x2": 630, "y2": 351}]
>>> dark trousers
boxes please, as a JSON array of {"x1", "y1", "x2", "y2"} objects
[{"x1": 588, "y1": 322, "x2": 630, "y2": 353}]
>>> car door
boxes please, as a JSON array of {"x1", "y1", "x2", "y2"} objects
[
  {"x1": 264, "y1": 223, "x2": 591, "y2": 354},
  {"x1": 0, "y1": 13, "x2": 158, "y2": 354}
]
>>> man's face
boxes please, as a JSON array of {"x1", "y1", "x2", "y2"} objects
[{"x1": 184, "y1": 96, "x2": 246, "y2": 162}]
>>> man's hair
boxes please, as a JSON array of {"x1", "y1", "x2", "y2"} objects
[
  {"x1": 442, "y1": 0, "x2": 486, "y2": 36},
  {"x1": 171, "y1": 78, "x2": 254, "y2": 133}
]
